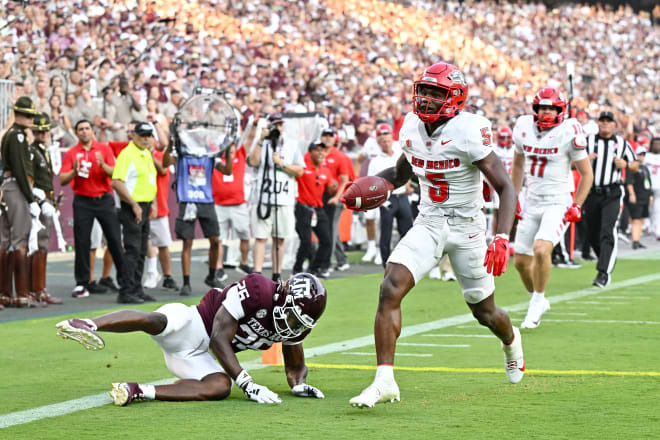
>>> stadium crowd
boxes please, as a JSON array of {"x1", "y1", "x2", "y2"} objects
[{"x1": 0, "y1": 0, "x2": 658, "y2": 309}]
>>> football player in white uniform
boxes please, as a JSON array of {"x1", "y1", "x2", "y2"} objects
[
  {"x1": 511, "y1": 87, "x2": 593, "y2": 329},
  {"x1": 645, "y1": 138, "x2": 660, "y2": 237},
  {"x1": 347, "y1": 62, "x2": 524, "y2": 409},
  {"x1": 490, "y1": 126, "x2": 516, "y2": 235}
]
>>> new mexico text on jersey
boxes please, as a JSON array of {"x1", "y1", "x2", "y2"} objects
[
  {"x1": 512, "y1": 115, "x2": 588, "y2": 196},
  {"x1": 399, "y1": 111, "x2": 492, "y2": 218}
]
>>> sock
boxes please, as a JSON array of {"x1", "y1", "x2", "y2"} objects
[
  {"x1": 375, "y1": 365, "x2": 394, "y2": 383},
  {"x1": 367, "y1": 240, "x2": 376, "y2": 252},
  {"x1": 139, "y1": 384, "x2": 156, "y2": 400},
  {"x1": 208, "y1": 267, "x2": 216, "y2": 278},
  {"x1": 146, "y1": 256, "x2": 157, "y2": 275},
  {"x1": 183, "y1": 275, "x2": 190, "y2": 286},
  {"x1": 532, "y1": 291, "x2": 545, "y2": 302},
  {"x1": 528, "y1": 291, "x2": 533, "y2": 298}
]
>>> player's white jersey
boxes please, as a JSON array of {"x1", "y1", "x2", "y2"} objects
[
  {"x1": 493, "y1": 144, "x2": 515, "y2": 174},
  {"x1": 513, "y1": 115, "x2": 587, "y2": 197},
  {"x1": 399, "y1": 111, "x2": 492, "y2": 218},
  {"x1": 645, "y1": 152, "x2": 660, "y2": 192}
]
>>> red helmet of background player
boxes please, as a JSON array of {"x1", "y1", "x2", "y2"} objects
[
  {"x1": 413, "y1": 62, "x2": 468, "y2": 124},
  {"x1": 532, "y1": 87, "x2": 567, "y2": 130},
  {"x1": 497, "y1": 126, "x2": 512, "y2": 148}
]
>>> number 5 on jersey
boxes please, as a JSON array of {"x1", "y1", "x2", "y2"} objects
[{"x1": 426, "y1": 172, "x2": 449, "y2": 203}]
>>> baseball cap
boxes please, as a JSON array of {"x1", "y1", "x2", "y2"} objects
[
  {"x1": 376, "y1": 123, "x2": 392, "y2": 136},
  {"x1": 267, "y1": 112, "x2": 283, "y2": 125},
  {"x1": 321, "y1": 128, "x2": 335, "y2": 137},
  {"x1": 636, "y1": 146, "x2": 647, "y2": 155},
  {"x1": 134, "y1": 122, "x2": 154, "y2": 137},
  {"x1": 308, "y1": 141, "x2": 324, "y2": 152},
  {"x1": 598, "y1": 111, "x2": 615, "y2": 122}
]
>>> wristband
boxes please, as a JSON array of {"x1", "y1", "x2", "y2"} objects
[
  {"x1": 494, "y1": 233, "x2": 509, "y2": 241},
  {"x1": 235, "y1": 369, "x2": 252, "y2": 389}
]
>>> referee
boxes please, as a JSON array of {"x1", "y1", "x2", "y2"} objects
[{"x1": 582, "y1": 111, "x2": 638, "y2": 287}]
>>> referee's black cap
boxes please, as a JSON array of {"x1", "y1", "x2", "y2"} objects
[{"x1": 598, "y1": 111, "x2": 615, "y2": 122}]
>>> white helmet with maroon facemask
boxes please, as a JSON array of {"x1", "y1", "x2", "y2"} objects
[{"x1": 273, "y1": 273, "x2": 327, "y2": 340}]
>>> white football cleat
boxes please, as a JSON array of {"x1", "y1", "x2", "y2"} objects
[
  {"x1": 521, "y1": 296, "x2": 550, "y2": 329},
  {"x1": 143, "y1": 271, "x2": 162, "y2": 289},
  {"x1": 442, "y1": 271, "x2": 457, "y2": 282},
  {"x1": 429, "y1": 267, "x2": 442, "y2": 279},
  {"x1": 502, "y1": 326, "x2": 525, "y2": 384},
  {"x1": 349, "y1": 380, "x2": 400, "y2": 408},
  {"x1": 56, "y1": 319, "x2": 105, "y2": 350},
  {"x1": 374, "y1": 252, "x2": 383, "y2": 266},
  {"x1": 361, "y1": 247, "x2": 377, "y2": 263}
]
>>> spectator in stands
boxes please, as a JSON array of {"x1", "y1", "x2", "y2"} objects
[{"x1": 293, "y1": 142, "x2": 333, "y2": 277}]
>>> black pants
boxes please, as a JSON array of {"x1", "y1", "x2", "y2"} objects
[
  {"x1": 582, "y1": 185, "x2": 623, "y2": 275},
  {"x1": 294, "y1": 203, "x2": 331, "y2": 273},
  {"x1": 379, "y1": 194, "x2": 413, "y2": 266},
  {"x1": 119, "y1": 201, "x2": 151, "y2": 295},
  {"x1": 73, "y1": 193, "x2": 125, "y2": 288}
]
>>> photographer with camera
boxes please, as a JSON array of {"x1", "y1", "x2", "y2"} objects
[{"x1": 248, "y1": 113, "x2": 304, "y2": 282}]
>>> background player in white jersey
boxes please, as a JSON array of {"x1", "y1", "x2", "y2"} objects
[
  {"x1": 347, "y1": 63, "x2": 524, "y2": 408},
  {"x1": 645, "y1": 138, "x2": 660, "y2": 238},
  {"x1": 491, "y1": 126, "x2": 516, "y2": 235},
  {"x1": 511, "y1": 87, "x2": 593, "y2": 329}
]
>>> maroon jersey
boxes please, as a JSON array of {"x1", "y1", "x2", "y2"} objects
[{"x1": 197, "y1": 274, "x2": 309, "y2": 352}]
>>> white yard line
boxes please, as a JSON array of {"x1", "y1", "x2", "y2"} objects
[
  {"x1": 342, "y1": 352, "x2": 433, "y2": 357},
  {"x1": 422, "y1": 334, "x2": 494, "y2": 338},
  {"x1": 397, "y1": 343, "x2": 470, "y2": 348},
  {"x1": 566, "y1": 301, "x2": 631, "y2": 305},
  {"x1": 2, "y1": 272, "x2": 660, "y2": 429},
  {"x1": 542, "y1": 319, "x2": 660, "y2": 325}
]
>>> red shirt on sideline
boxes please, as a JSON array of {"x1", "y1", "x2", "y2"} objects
[
  {"x1": 61, "y1": 140, "x2": 116, "y2": 197},
  {"x1": 212, "y1": 145, "x2": 247, "y2": 205},
  {"x1": 108, "y1": 140, "x2": 129, "y2": 158},
  {"x1": 298, "y1": 154, "x2": 331, "y2": 207},
  {"x1": 152, "y1": 149, "x2": 170, "y2": 217},
  {"x1": 323, "y1": 146, "x2": 351, "y2": 184}
]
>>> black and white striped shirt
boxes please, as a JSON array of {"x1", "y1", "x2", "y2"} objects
[{"x1": 587, "y1": 134, "x2": 636, "y2": 187}]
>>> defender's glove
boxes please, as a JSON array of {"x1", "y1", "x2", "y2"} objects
[
  {"x1": 563, "y1": 203, "x2": 582, "y2": 223},
  {"x1": 235, "y1": 369, "x2": 282, "y2": 404},
  {"x1": 29, "y1": 201, "x2": 41, "y2": 218},
  {"x1": 484, "y1": 233, "x2": 510, "y2": 277},
  {"x1": 291, "y1": 383, "x2": 325, "y2": 399}
]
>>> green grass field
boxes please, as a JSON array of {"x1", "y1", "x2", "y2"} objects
[{"x1": 1, "y1": 256, "x2": 659, "y2": 439}]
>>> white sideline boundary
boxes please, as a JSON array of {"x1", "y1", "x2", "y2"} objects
[{"x1": 1, "y1": 272, "x2": 659, "y2": 429}]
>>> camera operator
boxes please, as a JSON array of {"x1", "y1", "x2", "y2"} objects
[{"x1": 247, "y1": 113, "x2": 304, "y2": 282}]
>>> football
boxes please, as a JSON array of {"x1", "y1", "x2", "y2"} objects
[{"x1": 341, "y1": 176, "x2": 395, "y2": 211}]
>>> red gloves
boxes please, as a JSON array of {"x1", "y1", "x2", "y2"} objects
[
  {"x1": 482, "y1": 181, "x2": 492, "y2": 202},
  {"x1": 563, "y1": 203, "x2": 582, "y2": 223},
  {"x1": 484, "y1": 234, "x2": 510, "y2": 277},
  {"x1": 515, "y1": 200, "x2": 523, "y2": 221}
]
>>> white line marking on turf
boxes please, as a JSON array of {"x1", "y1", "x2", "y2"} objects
[
  {"x1": 2, "y1": 272, "x2": 660, "y2": 429},
  {"x1": 422, "y1": 334, "x2": 494, "y2": 338},
  {"x1": 509, "y1": 312, "x2": 588, "y2": 316},
  {"x1": 599, "y1": 296, "x2": 650, "y2": 300},
  {"x1": 542, "y1": 319, "x2": 660, "y2": 325},
  {"x1": 342, "y1": 352, "x2": 433, "y2": 357},
  {"x1": 398, "y1": 343, "x2": 470, "y2": 348},
  {"x1": 566, "y1": 301, "x2": 631, "y2": 305}
]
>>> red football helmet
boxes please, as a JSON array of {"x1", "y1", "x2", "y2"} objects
[
  {"x1": 497, "y1": 126, "x2": 512, "y2": 148},
  {"x1": 532, "y1": 87, "x2": 567, "y2": 130},
  {"x1": 273, "y1": 273, "x2": 327, "y2": 339},
  {"x1": 413, "y1": 62, "x2": 468, "y2": 124}
]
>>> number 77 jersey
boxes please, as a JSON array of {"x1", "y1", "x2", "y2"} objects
[
  {"x1": 512, "y1": 115, "x2": 588, "y2": 196},
  {"x1": 399, "y1": 111, "x2": 494, "y2": 218}
]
